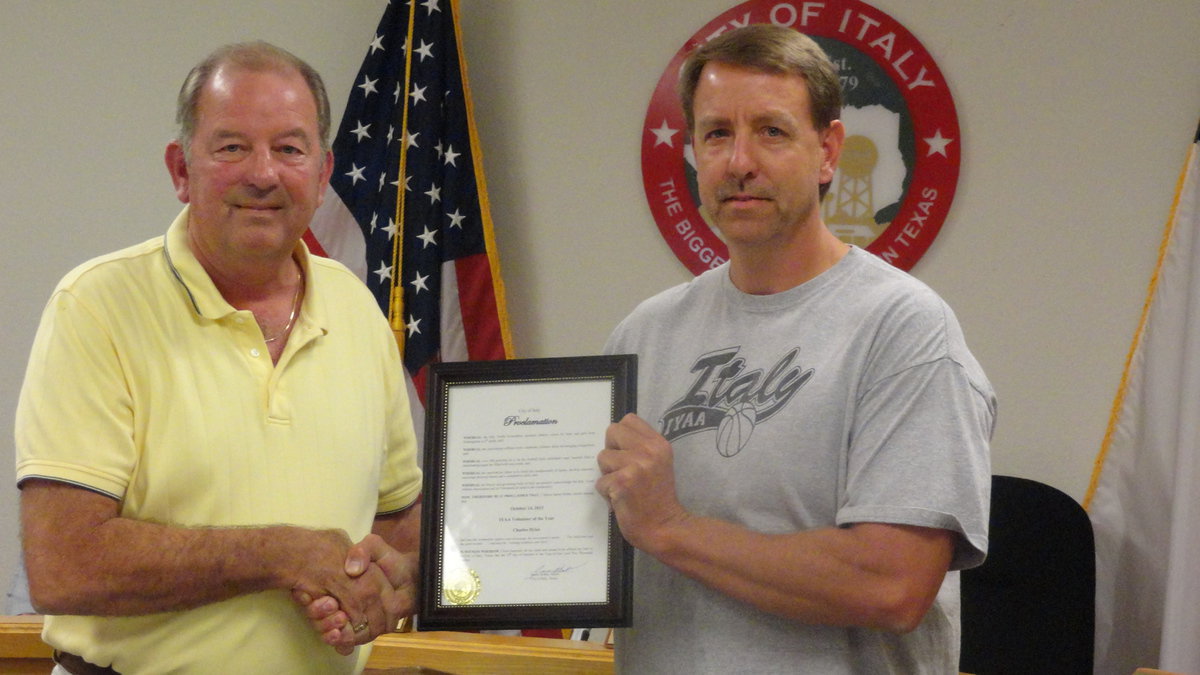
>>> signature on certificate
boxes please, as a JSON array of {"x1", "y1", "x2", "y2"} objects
[{"x1": 527, "y1": 562, "x2": 588, "y2": 581}]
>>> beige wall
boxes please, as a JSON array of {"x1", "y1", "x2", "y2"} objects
[{"x1": 2, "y1": 0, "x2": 1198, "y2": 601}]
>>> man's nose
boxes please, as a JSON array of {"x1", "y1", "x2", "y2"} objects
[
  {"x1": 726, "y1": 134, "x2": 758, "y2": 179},
  {"x1": 243, "y1": 148, "x2": 280, "y2": 189}
]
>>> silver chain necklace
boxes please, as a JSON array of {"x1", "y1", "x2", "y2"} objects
[{"x1": 262, "y1": 270, "x2": 303, "y2": 344}]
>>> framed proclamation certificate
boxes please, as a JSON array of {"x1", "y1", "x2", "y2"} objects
[{"x1": 417, "y1": 355, "x2": 636, "y2": 631}]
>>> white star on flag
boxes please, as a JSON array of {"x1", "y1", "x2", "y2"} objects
[
  {"x1": 417, "y1": 226, "x2": 438, "y2": 248},
  {"x1": 373, "y1": 260, "x2": 393, "y2": 282},
  {"x1": 357, "y1": 75, "x2": 378, "y2": 97},
  {"x1": 414, "y1": 40, "x2": 435, "y2": 61},
  {"x1": 410, "y1": 271, "x2": 430, "y2": 294}
]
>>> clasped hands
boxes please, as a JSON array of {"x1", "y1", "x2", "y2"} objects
[{"x1": 290, "y1": 532, "x2": 417, "y2": 655}]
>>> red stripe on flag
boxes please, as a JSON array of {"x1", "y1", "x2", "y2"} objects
[
  {"x1": 302, "y1": 229, "x2": 329, "y2": 258},
  {"x1": 410, "y1": 365, "x2": 430, "y2": 409},
  {"x1": 454, "y1": 252, "x2": 506, "y2": 361}
]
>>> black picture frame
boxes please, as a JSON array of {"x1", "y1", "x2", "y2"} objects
[{"x1": 418, "y1": 355, "x2": 636, "y2": 631}]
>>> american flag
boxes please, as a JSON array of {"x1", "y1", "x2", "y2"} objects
[
  {"x1": 307, "y1": 1, "x2": 573, "y2": 640},
  {"x1": 306, "y1": 0, "x2": 512, "y2": 412}
]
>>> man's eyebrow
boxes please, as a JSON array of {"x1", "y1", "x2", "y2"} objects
[
  {"x1": 208, "y1": 128, "x2": 314, "y2": 145},
  {"x1": 275, "y1": 127, "x2": 313, "y2": 141},
  {"x1": 695, "y1": 110, "x2": 799, "y2": 128},
  {"x1": 749, "y1": 110, "x2": 799, "y2": 126},
  {"x1": 695, "y1": 114, "x2": 731, "y2": 129},
  {"x1": 210, "y1": 129, "x2": 248, "y2": 142}
]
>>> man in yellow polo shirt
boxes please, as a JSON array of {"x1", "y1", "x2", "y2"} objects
[{"x1": 15, "y1": 42, "x2": 421, "y2": 674}]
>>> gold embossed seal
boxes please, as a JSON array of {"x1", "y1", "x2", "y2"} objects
[{"x1": 443, "y1": 568, "x2": 482, "y2": 606}]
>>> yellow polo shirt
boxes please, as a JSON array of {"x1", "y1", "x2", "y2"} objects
[{"x1": 15, "y1": 208, "x2": 422, "y2": 674}]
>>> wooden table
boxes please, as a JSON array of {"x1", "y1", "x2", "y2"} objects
[{"x1": 0, "y1": 616, "x2": 613, "y2": 674}]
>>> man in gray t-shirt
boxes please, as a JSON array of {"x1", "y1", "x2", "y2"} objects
[{"x1": 595, "y1": 25, "x2": 993, "y2": 675}]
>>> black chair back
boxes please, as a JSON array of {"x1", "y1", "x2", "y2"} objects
[{"x1": 959, "y1": 475, "x2": 1095, "y2": 675}]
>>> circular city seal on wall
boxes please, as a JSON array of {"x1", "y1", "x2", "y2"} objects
[{"x1": 641, "y1": 0, "x2": 960, "y2": 274}]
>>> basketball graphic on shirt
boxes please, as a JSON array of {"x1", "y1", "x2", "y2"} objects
[{"x1": 716, "y1": 403, "x2": 757, "y2": 457}]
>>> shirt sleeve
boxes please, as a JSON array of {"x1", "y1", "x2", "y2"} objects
[
  {"x1": 374, "y1": 329, "x2": 423, "y2": 514},
  {"x1": 836, "y1": 299, "x2": 994, "y2": 571},
  {"x1": 15, "y1": 289, "x2": 137, "y2": 499}
]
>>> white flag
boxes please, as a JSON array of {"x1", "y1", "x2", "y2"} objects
[{"x1": 1086, "y1": 118, "x2": 1200, "y2": 674}]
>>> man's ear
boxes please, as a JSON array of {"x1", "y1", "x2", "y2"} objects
[
  {"x1": 164, "y1": 141, "x2": 191, "y2": 204},
  {"x1": 819, "y1": 120, "x2": 846, "y2": 186}
]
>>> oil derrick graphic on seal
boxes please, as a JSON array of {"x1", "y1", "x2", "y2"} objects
[{"x1": 825, "y1": 134, "x2": 887, "y2": 247}]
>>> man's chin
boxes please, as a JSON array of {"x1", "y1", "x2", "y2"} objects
[
  {"x1": 712, "y1": 211, "x2": 774, "y2": 233},
  {"x1": 230, "y1": 221, "x2": 304, "y2": 254}
]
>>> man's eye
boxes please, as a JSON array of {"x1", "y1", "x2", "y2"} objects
[{"x1": 765, "y1": 127, "x2": 784, "y2": 137}]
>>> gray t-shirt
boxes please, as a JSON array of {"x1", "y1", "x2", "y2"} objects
[{"x1": 605, "y1": 247, "x2": 994, "y2": 674}]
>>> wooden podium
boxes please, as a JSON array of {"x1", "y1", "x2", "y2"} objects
[
  {"x1": 0, "y1": 617, "x2": 614, "y2": 674},
  {"x1": 0, "y1": 617, "x2": 49, "y2": 674},
  {"x1": 363, "y1": 631, "x2": 612, "y2": 674}
]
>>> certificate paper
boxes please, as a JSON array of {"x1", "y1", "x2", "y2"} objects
[{"x1": 418, "y1": 355, "x2": 636, "y2": 630}]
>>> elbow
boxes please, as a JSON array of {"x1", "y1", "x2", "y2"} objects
[
  {"x1": 24, "y1": 549, "x2": 103, "y2": 616},
  {"x1": 26, "y1": 569, "x2": 75, "y2": 616},
  {"x1": 29, "y1": 596, "x2": 63, "y2": 617},
  {"x1": 877, "y1": 603, "x2": 931, "y2": 635},
  {"x1": 864, "y1": 582, "x2": 939, "y2": 634}
]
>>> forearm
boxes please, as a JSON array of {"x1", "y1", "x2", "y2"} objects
[
  {"x1": 643, "y1": 517, "x2": 952, "y2": 633},
  {"x1": 372, "y1": 502, "x2": 420, "y2": 556},
  {"x1": 599, "y1": 414, "x2": 953, "y2": 633},
  {"x1": 21, "y1": 480, "x2": 346, "y2": 616},
  {"x1": 42, "y1": 521, "x2": 297, "y2": 615}
]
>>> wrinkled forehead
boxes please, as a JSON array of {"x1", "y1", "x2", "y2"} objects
[{"x1": 196, "y1": 65, "x2": 318, "y2": 122}]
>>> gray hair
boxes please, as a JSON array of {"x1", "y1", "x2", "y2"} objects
[{"x1": 174, "y1": 41, "x2": 331, "y2": 158}]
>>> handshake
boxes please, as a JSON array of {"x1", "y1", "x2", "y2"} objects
[{"x1": 286, "y1": 529, "x2": 419, "y2": 656}]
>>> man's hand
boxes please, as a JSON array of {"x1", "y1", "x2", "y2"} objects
[
  {"x1": 293, "y1": 534, "x2": 418, "y2": 655},
  {"x1": 595, "y1": 413, "x2": 690, "y2": 553}
]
